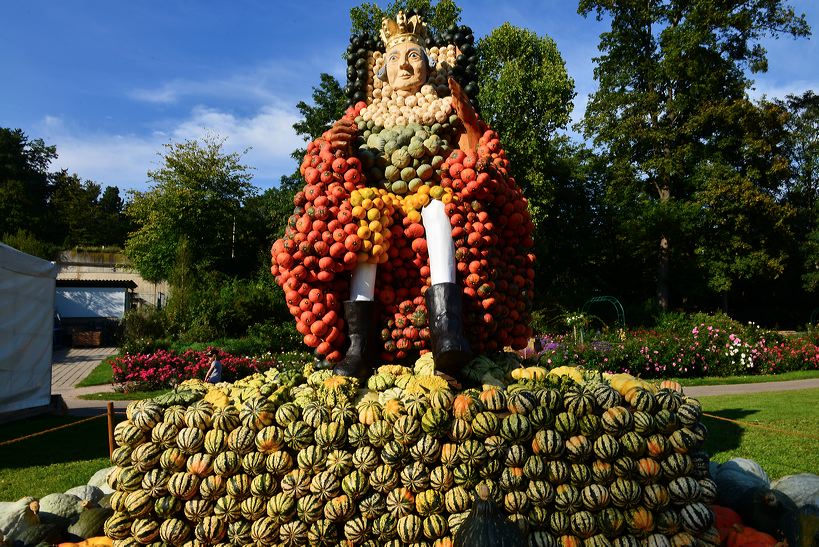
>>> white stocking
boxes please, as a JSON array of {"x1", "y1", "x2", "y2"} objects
[
  {"x1": 350, "y1": 262, "x2": 377, "y2": 301},
  {"x1": 422, "y1": 199, "x2": 456, "y2": 285}
]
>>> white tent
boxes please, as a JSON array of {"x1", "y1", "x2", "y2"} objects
[{"x1": 0, "y1": 243, "x2": 58, "y2": 414}]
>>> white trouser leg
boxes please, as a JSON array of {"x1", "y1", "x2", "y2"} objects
[
  {"x1": 350, "y1": 262, "x2": 377, "y2": 301},
  {"x1": 422, "y1": 199, "x2": 456, "y2": 285}
]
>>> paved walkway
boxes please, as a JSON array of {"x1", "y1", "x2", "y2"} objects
[
  {"x1": 51, "y1": 346, "x2": 130, "y2": 416},
  {"x1": 684, "y1": 377, "x2": 819, "y2": 397}
]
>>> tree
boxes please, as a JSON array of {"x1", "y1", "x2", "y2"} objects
[
  {"x1": 578, "y1": 0, "x2": 809, "y2": 311},
  {"x1": 124, "y1": 135, "x2": 256, "y2": 282},
  {"x1": 350, "y1": 0, "x2": 461, "y2": 37},
  {"x1": 48, "y1": 171, "x2": 101, "y2": 246}
]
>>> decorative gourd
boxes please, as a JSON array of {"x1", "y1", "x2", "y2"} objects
[
  {"x1": 67, "y1": 507, "x2": 114, "y2": 540},
  {"x1": 8, "y1": 521, "x2": 64, "y2": 546},
  {"x1": 64, "y1": 485, "x2": 105, "y2": 505},
  {"x1": 57, "y1": 535, "x2": 113, "y2": 547},
  {"x1": 714, "y1": 459, "x2": 771, "y2": 509},
  {"x1": 37, "y1": 493, "x2": 85, "y2": 526},
  {"x1": 0, "y1": 497, "x2": 39, "y2": 540},
  {"x1": 729, "y1": 487, "x2": 800, "y2": 546},
  {"x1": 724, "y1": 523, "x2": 783, "y2": 546},
  {"x1": 85, "y1": 467, "x2": 115, "y2": 495},
  {"x1": 453, "y1": 485, "x2": 525, "y2": 547},
  {"x1": 771, "y1": 473, "x2": 819, "y2": 509}
]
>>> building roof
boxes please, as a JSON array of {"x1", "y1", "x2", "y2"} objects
[{"x1": 56, "y1": 279, "x2": 137, "y2": 289}]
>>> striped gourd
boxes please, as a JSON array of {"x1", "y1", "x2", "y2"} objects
[
  {"x1": 480, "y1": 459, "x2": 501, "y2": 482},
  {"x1": 367, "y1": 420, "x2": 393, "y2": 447},
  {"x1": 592, "y1": 383, "x2": 623, "y2": 410},
  {"x1": 498, "y1": 466, "x2": 525, "y2": 491},
  {"x1": 669, "y1": 427, "x2": 700, "y2": 454},
  {"x1": 380, "y1": 441, "x2": 406, "y2": 470},
  {"x1": 240, "y1": 496, "x2": 267, "y2": 520},
  {"x1": 250, "y1": 472, "x2": 277, "y2": 498},
  {"x1": 199, "y1": 474, "x2": 226, "y2": 500},
  {"x1": 579, "y1": 414, "x2": 602, "y2": 437},
  {"x1": 150, "y1": 422, "x2": 179, "y2": 449},
  {"x1": 526, "y1": 480, "x2": 555, "y2": 508},
  {"x1": 503, "y1": 490, "x2": 529, "y2": 514},
  {"x1": 226, "y1": 425, "x2": 256, "y2": 455},
  {"x1": 211, "y1": 404, "x2": 240, "y2": 431},
  {"x1": 547, "y1": 460, "x2": 569, "y2": 484},
  {"x1": 324, "y1": 494, "x2": 354, "y2": 522},
  {"x1": 109, "y1": 490, "x2": 128, "y2": 513},
  {"x1": 183, "y1": 498, "x2": 212, "y2": 522},
  {"x1": 507, "y1": 390, "x2": 538, "y2": 415},
  {"x1": 130, "y1": 517, "x2": 160, "y2": 543},
  {"x1": 163, "y1": 405, "x2": 186, "y2": 428},
  {"x1": 505, "y1": 444, "x2": 527, "y2": 467},
  {"x1": 655, "y1": 509, "x2": 682, "y2": 535},
  {"x1": 415, "y1": 489, "x2": 444, "y2": 516},
  {"x1": 554, "y1": 412, "x2": 580, "y2": 437},
  {"x1": 297, "y1": 493, "x2": 324, "y2": 523},
  {"x1": 457, "y1": 439, "x2": 488, "y2": 466},
  {"x1": 296, "y1": 445, "x2": 326, "y2": 473},
  {"x1": 444, "y1": 486, "x2": 472, "y2": 513},
  {"x1": 368, "y1": 465, "x2": 398, "y2": 494},
  {"x1": 549, "y1": 510, "x2": 570, "y2": 535},
  {"x1": 570, "y1": 510, "x2": 598, "y2": 539},
  {"x1": 186, "y1": 452, "x2": 213, "y2": 477},
  {"x1": 529, "y1": 529, "x2": 556, "y2": 547},
  {"x1": 411, "y1": 434, "x2": 442, "y2": 465},
  {"x1": 646, "y1": 533, "x2": 673, "y2": 547},
  {"x1": 325, "y1": 449, "x2": 353, "y2": 477},
  {"x1": 225, "y1": 472, "x2": 251, "y2": 500},
  {"x1": 153, "y1": 494, "x2": 181, "y2": 519},
  {"x1": 272, "y1": 467, "x2": 304, "y2": 499},
  {"x1": 176, "y1": 427, "x2": 205, "y2": 454},
  {"x1": 397, "y1": 513, "x2": 422, "y2": 543},
  {"x1": 636, "y1": 457, "x2": 663, "y2": 484},
  {"x1": 386, "y1": 487, "x2": 415, "y2": 518},
  {"x1": 654, "y1": 409, "x2": 679, "y2": 435},
  {"x1": 159, "y1": 517, "x2": 190, "y2": 544},
  {"x1": 265, "y1": 450, "x2": 294, "y2": 476},
  {"x1": 282, "y1": 420, "x2": 314, "y2": 450},
  {"x1": 255, "y1": 425, "x2": 284, "y2": 454},
  {"x1": 624, "y1": 387, "x2": 656, "y2": 412},
  {"x1": 537, "y1": 387, "x2": 564, "y2": 411},
  {"x1": 131, "y1": 401, "x2": 164, "y2": 431},
  {"x1": 113, "y1": 420, "x2": 144, "y2": 448},
  {"x1": 203, "y1": 428, "x2": 227, "y2": 455},
  {"x1": 452, "y1": 393, "x2": 481, "y2": 421},
  {"x1": 626, "y1": 506, "x2": 655, "y2": 535},
  {"x1": 429, "y1": 388, "x2": 454, "y2": 411},
  {"x1": 266, "y1": 491, "x2": 296, "y2": 522},
  {"x1": 448, "y1": 511, "x2": 470, "y2": 535},
  {"x1": 341, "y1": 469, "x2": 369, "y2": 500},
  {"x1": 570, "y1": 463, "x2": 593, "y2": 487},
  {"x1": 482, "y1": 436, "x2": 506, "y2": 460},
  {"x1": 668, "y1": 476, "x2": 702, "y2": 505},
  {"x1": 662, "y1": 453, "x2": 693, "y2": 479},
  {"x1": 159, "y1": 447, "x2": 187, "y2": 472},
  {"x1": 249, "y1": 515, "x2": 279, "y2": 545},
  {"x1": 620, "y1": 431, "x2": 646, "y2": 458},
  {"x1": 401, "y1": 461, "x2": 431, "y2": 493},
  {"x1": 642, "y1": 483, "x2": 671, "y2": 510},
  {"x1": 358, "y1": 399, "x2": 383, "y2": 425},
  {"x1": 597, "y1": 506, "x2": 626, "y2": 536},
  {"x1": 479, "y1": 386, "x2": 506, "y2": 411},
  {"x1": 110, "y1": 445, "x2": 133, "y2": 467},
  {"x1": 311, "y1": 469, "x2": 341, "y2": 500},
  {"x1": 393, "y1": 415, "x2": 422, "y2": 445},
  {"x1": 632, "y1": 410, "x2": 655, "y2": 436},
  {"x1": 610, "y1": 478, "x2": 642, "y2": 509},
  {"x1": 302, "y1": 401, "x2": 331, "y2": 428},
  {"x1": 309, "y1": 518, "x2": 339, "y2": 544},
  {"x1": 274, "y1": 401, "x2": 300, "y2": 427},
  {"x1": 581, "y1": 483, "x2": 610, "y2": 511},
  {"x1": 314, "y1": 421, "x2": 346, "y2": 449},
  {"x1": 613, "y1": 534, "x2": 641, "y2": 547},
  {"x1": 241, "y1": 451, "x2": 267, "y2": 475},
  {"x1": 592, "y1": 460, "x2": 614, "y2": 484},
  {"x1": 330, "y1": 401, "x2": 357, "y2": 424},
  {"x1": 470, "y1": 411, "x2": 499, "y2": 438},
  {"x1": 698, "y1": 478, "x2": 717, "y2": 504},
  {"x1": 676, "y1": 403, "x2": 702, "y2": 427},
  {"x1": 564, "y1": 387, "x2": 596, "y2": 417},
  {"x1": 500, "y1": 414, "x2": 532, "y2": 443},
  {"x1": 168, "y1": 471, "x2": 200, "y2": 500},
  {"x1": 593, "y1": 433, "x2": 621, "y2": 461},
  {"x1": 352, "y1": 445, "x2": 380, "y2": 473},
  {"x1": 523, "y1": 454, "x2": 546, "y2": 480},
  {"x1": 528, "y1": 406, "x2": 554, "y2": 430},
  {"x1": 123, "y1": 489, "x2": 153, "y2": 517},
  {"x1": 183, "y1": 401, "x2": 213, "y2": 430},
  {"x1": 554, "y1": 484, "x2": 582, "y2": 512},
  {"x1": 343, "y1": 516, "x2": 369, "y2": 543},
  {"x1": 227, "y1": 519, "x2": 252, "y2": 545},
  {"x1": 430, "y1": 465, "x2": 454, "y2": 491},
  {"x1": 533, "y1": 429, "x2": 564, "y2": 458},
  {"x1": 448, "y1": 418, "x2": 472, "y2": 442},
  {"x1": 585, "y1": 534, "x2": 613, "y2": 547},
  {"x1": 131, "y1": 441, "x2": 163, "y2": 472},
  {"x1": 381, "y1": 398, "x2": 404, "y2": 423},
  {"x1": 239, "y1": 396, "x2": 275, "y2": 430},
  {"x1": 421, "y1": 407, "x2": 450, "y2": 436},
  {"x1": 423, "y1": 513, "x2": 448, "y2": 539},
  {"x1": 646, "y1": 434, "x2": 670, "y2": 459},
  {"x1": 212, "y1": 449, "x2": 240, "y2": 477},
  {"x1": 115, "y1": 466, "x2": 144, "y2": 492},
  {"x1": 565, "y1": 434, "x2": 592, "y2": 462},
  {"x1": 656, "y1": 388, "x2": 683, "y2": 412},
  {"x1": 601, "y1": 406, "x2": 633, "y2": 436}
]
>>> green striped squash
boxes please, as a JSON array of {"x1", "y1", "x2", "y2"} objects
[
  {"x1": 183, "y1": 401, "x2": 213, "y2": 430},
  {"x1": 620, "y1": 431, "x2": 647, "y2": 458},
  {"x1": 581, "y1": 483, "x2": 610, "y2": 511},
  {"x1": 325, "y1": 449, "x2": 353, "y2": 477},
  {"x1": 368, "y1": 372, "x2": 395, "y2": 391},
  {"x1": 565, "y1": 434, "x2": 592, "y2": 462},
  {"x1": 457, "y1": 439, "x2": 488, "y2": 467},
  {"x1": 401, "y1": 461, "x2": 431, "y2": 493},
  {"x1": 225, "y1": 472, "x2": 251, "y2": 500},
  {"x1": 500, "y1": 414, "x2": 532, "y2": 443},
  {"x1": 625, "y1": 506, "x2": 655, "y2": 535},
  {"x1": 654, "y1": 409, "x2": 679, "y2": 434},
  {"x1": 386, "y1": 487, "x2": 415, "y2": 518},
  {"x1": 669, "y1": 427, "x2": 700, "y2": 454},
  {"x1": 110, "y1": 445, "x2": 133, "y2": 467},
  {"x1": 554, "y1": 483, "x2": 582, "y2": 512},
  {"x1": 448, "y1": 418, "x2": 472, "y2": 442},
  {"x1": 646, "y1": 533, "x2": 673, "y2": 547},
  {"x1": 609, "y1": 478, "x2": 642, "y2": 509},
  {"x1": 546, "y1": 460, "x2": 569, "y2": 484},
  {"x1": 159, "y1": 447, "x2": 187, "y2": 472},
  {"x1": 302, "y1": 401, "x2": 331, "y2": 428},
  {"x1": 130, "y1": 517, "x2": 160, "y2": 543},
  {"x1": 570, "y1": 510, "x2": 598, "y2": 539},
  {"x1": 613, "y1": 456, "x2": 637, "y2": 479},
  {"x1": 625, "y1": 387, "x2": 656, "y2": 412},
  {"x1": 397, "y1": 513, "x2": 422, "y2": 543},
  {"x1": 507, "y1": 390, "x2": 538, "y2": 414},
  {"x1": 579, "y1": 414, "x2": 603, "y2": 437},
  {"x1": 503, "y1": 490, "x2": 529, "y2": 514},
  {"x1": 308, "y1": 518, "x2": 339, "y2": 545},
  {"x1": 632, "y1": 410, "x2": 656, "y2": 436},
  {"x1": 698, "y1": 478, "x2": 717, "y2": 504},
  {"x1": 239, "y1": 396, "x2": 276, "y2": 430},
  {"x1": 140, "y1": 468, "x2": 170, "y2": 498},
  {"x1": 163, "y1": 405, "x2": 186, "y2": 428},
  {"x1": 324, "y1": 494, "x2": 354, "y2": 522},
  {"x1": 227, "y1": 519, "x2": 252, "y2": 545},
  {"x1": 330, "y1": 400, "x2": 357, "y2": 424},
  {"x1": 415, "y1": 489, "x2": 443, "y2": 516},
  {"x1": 310, "y1": 469, "x2": 341, "y2": 500},
  {"x1": 123, "y1": 489, "x2": 153, "y2": 517},
  {"x1": 183, "y1": 498, "x2": 212, "y2": 522},
  {"x1": 249, "y1": 515, "x2": 279, "y2": 545},
  {"x1": 199, "y1": 474, "x2": 226, "y2": 501},
  {"x1": 445, "y1": 486, "x2": 472, "y2": 513},
  {"x1": 537, "y1": 387, "x2": 564, "y2": 411},
  {"x1": 483, "y1": 435, "x2": 506, "y2": 460},
  {"x1": 211, "y1": 404, "x2": 240, "y2": 431},
  {"x1": 131, "y1": 401, "x2": 164, "y2": 431},
  {"x1": 393, "y1": 415, "x2": 422, "y2": 445},
  {"x1": 297, "y1": 493, "x2": 324, "y2": 523},
  {"x1": 297, "y1": 445, "x2": 327, "y2": 473},
  {"x1": 479, "y1": 386, "x2": 506, "y2": 411},
  {"x1": 601, "y1": 406, "x2": 633, "y2": 436},
  {"x1": 528, "y1": 406, "x2": 554, "y2": 430},
  {"x1": 591, "y1": 460, "x2": 614, "y2": 484},
  {"x1": 526, "y1": 480, "x2": 555, "y2": 508},
  {"x1": 636, "y1": 457, "x2": 663, "y2": 484},
  {"x1": 109, "y1": 490, "x2": 128, "y2": 513},
  {"x1": 662, "y1": 453, "x2": 693, "y2": 479},
  {"x1": 368, "y1": 465, "x2": 398, "y2": 494},
  {"x1": 212, "y1": 449, "x2": 241, "y2": 477},
  {"x1": 282, "y1": 420, "x2": 314, "y2": 450},
  {"x1": 280, "y1": 468, "x2": 311, "y2": 498},
  {"x1": 175, "y1": 427, "x2": 205, "y2": 454},
  {"x1": 367, "y1": 420, "x2": 393, "y2": 447},
  {"x1": 533, "y1": 429, "x2": 564, "y2": 458},
  {"x1": 429, "y1": 388, "x2": 454, "y2": 411},
  {"x1": 597, "y1": 506, "x2": 626, "y2": 536},
  {"x1": 153, "y1": 494, "x2": 181, "y2": 519},
  {"x1": 421, "y1": 407, "x2": 450, "y2": 436},
  {"x1": 241, "y1": 450, "x2": 267, "y2": 475},
  {"x1": 523, "y1": 454, "x2": 546, "y2": 480},
  {"x1": 470, "y1": 411, "x2": 499, "y2": 438},
  {"x1": 352, "y1": 445, "x2": 380, "y2": 473},
  {"x1": 254, "y1": 425, "x2": 284, "y2": 454},
  {"x1": 656, "y1": 388, "x2": 683, "y2": 412},
  {"x1": 676, "y1": 403, "x2": 702, "y2": 427},
  {"x1": 113, "y1": 421, "x2": 144, "y2": 447},
  {"x1": 549, "y1": 510, "x2": 570, "y2": 535},
  {"x1": 668, "y1": 476, "x2": 702, "y2": 505},
  {"x1": 570, "y1": 462, "x2": 593, "y2": 487},
  {"x1": 185, "y1": 452, "x2": 213, "y2": 477},
  {"x1": 613, "y1": 534, "x2": 641, "y2": 547},
  {"x1": 564, "y1": 387, "x2": 597, "y2": 417},
  {"x1": 504, "y1": 444, "x2": 527, "y2": 467},
  {"x1": 423, "y1": 513, "x2": 448, "y2": 539},
  {"x1": 592, "y1": 383, "x2": 623, "y2": 410},
  {"x1": 647, "y1": 434, "x2": 671, "y2": 459},
  {"x1": 274, "y1": 401, "x2": 301, "y2": 427},
  {"x1": 411, "y1": 434, "x2": 442, "y2": 465},
  {"x1": 528, "y1": 506, "x2": 550, "y2": 529},
  {"x1": 343, "y1": 516, "x2": 369, "y2": 543},
  {"x1": 250, "y1": 472, "x2": 277, "y2": 498},
  {"x1": 655, "y1": 509, "x2": 682, "y2": 535},
  {"x1": 429, "y1": 465, "x2": 454, "y2": 491},
  {"x1": 158, "y1": 517, "x2": 190, "y2": 544},
  {"x1": 554, "y1": 412, "x2": 580, "y2": 437},
  {"x1": 240, "y1": 496, "x2": 267, "y2": 520},
  {"x1": 498, "y1": 466, "x2": 525, "y2": 491},
  {"x1": 279, "y1": 520, "x2": 309, "y2": 546},
  {"x1": 203, "y1": 428, "x2": 227, "y2": 455},
  {"x1": 341, "y1": 469, "x2": 369, "y2": 500},
  {"x1": 150, "y1": 422, "x2": 179, "y2": 449},
  {"x1": 266, "y1": 491, "x2": 296, "y2": 522},
  {"x1": 593, "y1": 433, "x2": 621, "y2": 461},
  {"x1": 642, "y1": 483, "x2": 671, "y2": 510},
  {"x1": 379, "y1": 440, "x2": 405, "y2": 468},
  {"x1": 116, "y1": 467, "x2": 145, "y2": 493},
  {"x1": 265, "y1": 450, "x2": 294, "y2": 476},
  {"x1": 314, "y1": 421, "x2": 346, "y2": 449},
  {"x1": 226, "y1": 425, "x2": 256, "y2": 455}
]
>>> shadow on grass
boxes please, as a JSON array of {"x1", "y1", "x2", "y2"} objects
[
  {"x1": 701, "y1": 407, "x2": 759, "y2": 455},
  {"x1": 0, "y1": 414, "x2": 122, "y2": 469}
]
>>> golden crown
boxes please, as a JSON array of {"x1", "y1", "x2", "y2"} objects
[{"x1": 380, "y1": 11, "x2": 429, "y2": 50}]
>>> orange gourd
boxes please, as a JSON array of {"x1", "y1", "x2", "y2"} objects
[{"x1": 726, "y1": 522, "x2": 784, "y2": 546}]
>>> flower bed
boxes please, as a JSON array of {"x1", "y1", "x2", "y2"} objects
[{"x1": 110, "y1": 348, "x2": 279, "y2": 391}]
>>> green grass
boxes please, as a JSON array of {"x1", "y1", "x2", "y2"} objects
[
  {"x1": 0, "y1": 414, "x2": 122, "y2": 501},
  {"x1": 671, "y1": 369, "x2": 819, "y2": 386},
  {"x1": 78, "y1": 389, "x2": 170, "y2": 401},
  {"x1": 75, "y1": 356, "x2": 116, "y2": 387},
  {"x1": 699, "y1": 387, "x2": 819, "y2": 479}
]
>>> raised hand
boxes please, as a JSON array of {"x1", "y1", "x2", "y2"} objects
[
  {"x1": 324, "y1": 118, "x2": 357, "y2": 153},
  {"x1": 448, "y1": 76, "x2": 481, "y2": 151}
]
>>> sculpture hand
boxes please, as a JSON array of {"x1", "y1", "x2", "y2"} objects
[
  {"x1": 325, "y1": 119, "x2": 357, "y2": 153},
  {"x1": 448, "y1": 77, "x2": 481, "y2": 151}
]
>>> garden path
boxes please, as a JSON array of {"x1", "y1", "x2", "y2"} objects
[
  {"x1": 51, "y1": 346, "x2": 128, "y2": 416},
  {"x1": 684, "y1": 378, "x2": 819, "y2": 397}
]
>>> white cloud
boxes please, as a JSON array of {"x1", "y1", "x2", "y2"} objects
[{"x1": 748, "y1": 78, "x2": 819, "y2": 102}]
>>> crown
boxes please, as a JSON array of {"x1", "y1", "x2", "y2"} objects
[{"x1": 380, "y1": 11, "x2": 429, "y2": 50}]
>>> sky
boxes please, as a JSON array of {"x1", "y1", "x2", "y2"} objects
[{"x1": 3, "y1": 1, "x2": 818, "y2": 194}]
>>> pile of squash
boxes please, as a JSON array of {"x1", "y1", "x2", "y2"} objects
[{"x1": 0, "y1": 470, "x2": 117, "y2": 546}]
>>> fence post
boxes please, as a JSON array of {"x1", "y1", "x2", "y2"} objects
[{"x1": 107, "y1": 402, "x2": 115, "y2": 459}]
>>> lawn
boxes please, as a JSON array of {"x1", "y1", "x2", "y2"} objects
[
  {"x1": 75, "y1": 356, "x2": 115, "y2": 387},
  {"x1": 699, "y1": 387, "x2": 819, "y2": 479}
]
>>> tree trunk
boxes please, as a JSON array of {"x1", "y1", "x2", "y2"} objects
[{"x1": 657, "y1": 233, "x2": 670, "y2": 311}]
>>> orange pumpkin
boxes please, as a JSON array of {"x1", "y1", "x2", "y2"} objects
[{"x1": 726, "y1": 523, "x2": 783, "y2": 546}]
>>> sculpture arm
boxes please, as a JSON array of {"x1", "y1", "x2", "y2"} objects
[{"x1": 448, "y1": 77, "x2": 483, "y2": 151}]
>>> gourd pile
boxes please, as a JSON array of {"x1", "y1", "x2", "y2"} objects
[
  {"x1": 103, "y1": 359, "x2": 721, "y2": 546},
  {"x1": 270, "y1": 100, "x2": 535, "y2": 363}
]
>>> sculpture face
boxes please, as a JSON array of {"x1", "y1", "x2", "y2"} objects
[{"x1": 385, "y1": 40, "x2": 428, "y2": 93}]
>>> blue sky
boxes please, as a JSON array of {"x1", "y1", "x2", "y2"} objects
[{"x1": 3, "y1": 1, "x2": 817, "y2": 193}]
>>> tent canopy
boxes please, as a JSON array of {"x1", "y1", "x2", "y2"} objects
[{"x1": 0, "y1": 243, "x2": 58, "y2": 414}]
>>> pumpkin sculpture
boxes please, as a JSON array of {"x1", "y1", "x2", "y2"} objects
[{"x1": 270, "y1": 11, "x2": 535, "y2": 376}]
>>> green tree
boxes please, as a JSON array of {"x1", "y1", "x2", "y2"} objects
[
  {"x1": 48, "y1": 171, "x2": 101, "y2": 246},
  {"x1": 124, "y1": 135, "x2": 256, "y2": 283},
  {"x1": 350, "y1": 0, "x2": 461, "y2": 37},
  {"x1": 578, "y1": 0, "x2": 809, "y2": 311}
]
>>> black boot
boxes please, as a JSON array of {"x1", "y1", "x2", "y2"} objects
[
  {"x1": 426, "y1": 282, "x2": 471, "y2": 375},
  {"x1": 333, "y1": 300, "x2": 379, "y2": 378}
]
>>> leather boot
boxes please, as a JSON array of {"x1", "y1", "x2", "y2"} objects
[
  {"x1": 426, "y1": 282, "x2": 471, "y2": 375},
  {"x1": 333, "y1": 300, "x2": 379, "y2": 378}
]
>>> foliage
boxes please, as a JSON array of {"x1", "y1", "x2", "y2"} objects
[
  {"x1": 124, "y1": 135, "x2": 256, "y2": 282},
  {"x1": 350, "y1": 0, "x2": 461, "y2": 38},
  {"x1": 0, "y1": 228, "x2": 57, "y2": 260},
  {"x1": 292, "y1": 73, "x2": 348, "y2": 157},
  {"x1": 578, "y1": 0, "x2": 810, "y2": 310},
  {"x1": 0, "y1": 128, "x2": 55, "y2": 240}
]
